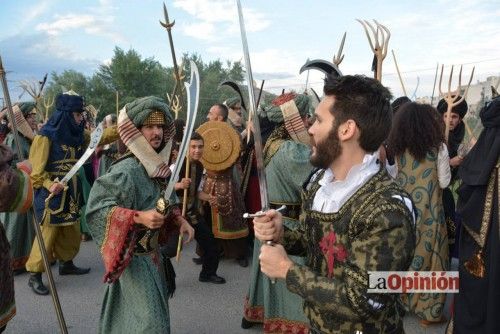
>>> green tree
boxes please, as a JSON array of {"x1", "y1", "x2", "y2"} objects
[
  {"x1": 180, "y1": 53, "x2": 245, "y2": 126},
  {"x1": 43, "y1": 69, "x2": 91, "y2": 118},
  {"x1": 43, "y1": 48, "x2": 247, "y2": 126},
  {"x1": 97, "y1": 47, "x2": 171, "y2": 111}
]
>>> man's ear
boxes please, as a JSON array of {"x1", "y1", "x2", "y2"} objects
[{"x1": 338, "y1": 120, "x2": 357, "y2": 140}]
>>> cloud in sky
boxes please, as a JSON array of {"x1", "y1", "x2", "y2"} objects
[
  {"x1": 173, "y1": 0, "x2": 270, "y2": 41},
  {"x1": 35, "y1": 12, "x2": 125, "y2": 43},
  {"x1": 19, "y1": 0, "x2": 52, "y2": 28}
]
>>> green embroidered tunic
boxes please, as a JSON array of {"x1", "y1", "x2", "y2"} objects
[
  {"x1": 284, "y1": 168, "x2": 415, "y2": 334},
  {"x1": 86, "y1": 153, "x2": 179, "y2": 334},
  {"x1": 396, "y1": 150, "x2": 449, "y2": 322},
  {"x1": 0, "y1": 133, "x2": 35, "y2": 270}
]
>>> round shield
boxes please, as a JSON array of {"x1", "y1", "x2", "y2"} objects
[{"x1": 196, "y1": 121, "x2": 241, "y2": 171}]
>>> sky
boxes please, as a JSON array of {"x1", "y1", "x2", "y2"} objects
[{"x1": 0, "y1": 0, "x2": 499, "y2": 103}]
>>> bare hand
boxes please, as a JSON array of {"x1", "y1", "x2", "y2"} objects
[
  {"x1": 16, "y1": 160, "x2": 32, "y2": 174},
  {"x1": 253, "y1": 209, "x2": 283, "y2": 243},
  {"x1": 133, "y1": 209, "x2": 165, "y2": 229},
  {"x1": 177, "y1": 178, "x2": 191, "y2": 190},
  {"x1": 179, "y1": 219, "x2": 195, "y2": 244},
  {"x1": 49, "y1": 182, "x2": 65, "y2": 195},
  {"x1": 450, "y1": 156, "x2": 464, "y2": 167},
  {"x1": 208, "y1": 195, "x2": 217, "y2": 207},
  {"x1": 259, "y1": 244, "x2": 293, "y2": 279}
]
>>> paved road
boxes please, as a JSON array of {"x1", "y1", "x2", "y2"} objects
[{"x1": 6, "y1": 240, "x2": 448, "y2": 334}]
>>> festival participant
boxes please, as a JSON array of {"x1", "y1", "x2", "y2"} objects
[
  {"x1": 225, "y1": 97, "x2": 245, "y2": 134},
  {"x1": 25, "y1": 92, "x2": 118, "y2": 295},
  {"x1": 386, "y1": 102, "x2": 451, "y2": 326},
  {"x1": 201, "y1": 104, "x2": 249, "y2": 267},
  {"x1": 243, "y1": 93, "x2": 313, "y2": 333},
  {"x1": 86, "y1": 96, "x2": 194, "y2": 333},
  {"x1": 437, "y1": 97, "x2": 468, "y2": 257},
  {"x1": 0, "y1": 102, "x2": 38, "y2": 273},
  {"x1": 0, "y1": 145, "x2": 33, "y2": 333},
  {"x1": 175, "y1": 132, "x2": 225, "y2": 284},
  {"x1": 254, "y1": 75, "x2": 415, "y2": 334},
  {"x1": 450, "y1": 96, "x2": 500, "y2": 334}
]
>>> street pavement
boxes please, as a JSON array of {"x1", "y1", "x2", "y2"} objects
[{"x1": 6, "y1": 240, "x2": 448, "y2": 334}]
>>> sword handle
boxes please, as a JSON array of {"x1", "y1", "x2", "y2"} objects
[
  {"x1": 156, "y1": 197, "x2": 170, "y2": 215},
  {"x1": 45, "y1": 177, "x2": 68, "y2": 205},
  {"x1": 264, "y1": 240, "x2": 277, "y2": 284}
]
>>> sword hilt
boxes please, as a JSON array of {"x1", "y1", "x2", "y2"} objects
[
  {"x1": 45, "y1": 177, "x2": 68, "y2": 205},
  {"x1": 264, "y1": 240, "x2": 277, "y2": 284},
  {"x1": 156, "y1": 197, "x2": 170, "y2": 215}
]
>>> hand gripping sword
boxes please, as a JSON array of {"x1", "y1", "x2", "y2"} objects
[
  {"x1": 156, "y1": 60, "x2": 200, "y2": 217},
  {"x1": 0, "y1": 56, "x2": 68, "y2": 333},
  {"x1": 235, "y1": 0, "x2": 278, "y2": 283},
  {"x1": 45, "y1": 122, "x2": 104, "y2": 204}
]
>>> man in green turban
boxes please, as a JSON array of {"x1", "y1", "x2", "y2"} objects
[
  {"x1": 0, "y1": 102, "x2": 38, "y2": 274},
  {"x1": 243, "y1": 92, "x2": 313, "y2": 332},
  {"x1": 86, "y1": 96, "x2": 194, "y2": 334}
]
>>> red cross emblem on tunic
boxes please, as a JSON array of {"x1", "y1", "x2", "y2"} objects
[{"x1": 319, "y1": 230, "x2": 348, "y2": 278}]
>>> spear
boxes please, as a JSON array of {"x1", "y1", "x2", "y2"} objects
[
  {"x1": 430, "y1": 62, "x2": 439, "y2": 106},
  {"x1": 391, "y1": 50, "x2": 407, "y2": 97},
  {"x1": 160, "y1": 2, "x2": 183, "y2": 110},
  {"x1": 0, "y1": 56, "x2": 68, "y2": 334}
]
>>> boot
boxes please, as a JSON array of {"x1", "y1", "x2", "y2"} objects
[
  {"x1": 59, "y1": 260, "x2": 90, "y2": 275},
  {"x1": 28, "y1": 272, "x2": 49, "y2": 295}
]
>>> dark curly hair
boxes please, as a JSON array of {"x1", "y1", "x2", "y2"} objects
[
  {"x1": 386, "y1": 102, "x2": 444, "y2": 162},
  {"x1": 323, "y1": 74, "x2": 393, "y2": 152}
]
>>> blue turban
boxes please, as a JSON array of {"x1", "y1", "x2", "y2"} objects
[{"x1": 39, "y1": 93, "x2": 85, "y2": 147}]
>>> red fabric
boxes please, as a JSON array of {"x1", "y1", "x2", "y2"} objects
[
  {"x1": 243, "y1": 296, "x2": 264, "y2": 323},
  {"x1": 158, "y1": 206, "x2": 181, "y2": 245},
  {"x1": 264, "y1": 319, "x2": 309, "y2": 334},
  {"x1": 102, "y1": 207, "x2": 138, "y2": 283},
  {"x1": 319, "y1": 230, "x2": 347, "y2": 279}
]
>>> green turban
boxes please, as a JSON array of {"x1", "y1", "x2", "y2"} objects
[
  {"x1": 266, "y1": 93, "x2": 311, "y2": 124},
  {"x1": 225, "y1": 97, "x2": 241, "y2": 109},
  {"x1": 18, "y1": 102, "x2": 37, "y2": 117},
  {"x1": 125, "y1": 96, "x2": 173, "y2": 128}
]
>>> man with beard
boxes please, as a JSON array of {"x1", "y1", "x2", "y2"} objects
[
  {"x1": 253, "y1": 75, "x2": 415, "y2": 334},
  {"x1": 86, "y1": 96, "x2": 194, "y2": 333},
  {"x1": 25, "y1": 92, "x2": 118, "y2": 295}
]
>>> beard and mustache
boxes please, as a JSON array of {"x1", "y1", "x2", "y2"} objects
[{"x1": 309, "y1": 122, "x2": 342, "y2": 169}]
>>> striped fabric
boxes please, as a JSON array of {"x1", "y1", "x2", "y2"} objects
[
  {"x1": 117, "y1": 107, "x2": 172, "y2": 179},
  {"x1": 280, "y1": 100, "x2": 311, "y2": 145},
  {"x1": 13, "y1": 105, "x2": 35, "y2": 141}
]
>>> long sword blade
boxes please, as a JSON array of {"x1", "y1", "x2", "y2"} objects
[
  {"x1": 60, "y1": 122, "x2": 104, "y2": 184},
  {"x1": 163, "y1": 60, "x2": 200, "y2": 200},
  {"x1": 236, "y1": 0, "x2": 268, "y2": 211}
]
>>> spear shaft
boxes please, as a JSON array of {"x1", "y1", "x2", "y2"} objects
[
  {"x1": 0, "y1": 55, "x2": 68, "y2": 334},
  {"x1": 430, "y1": 62, "x2": 439, "y2": 106}
]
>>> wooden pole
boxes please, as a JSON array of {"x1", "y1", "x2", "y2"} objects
[{"x1": 176, "y1": 155, "x2": 190, "y2": 262}]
